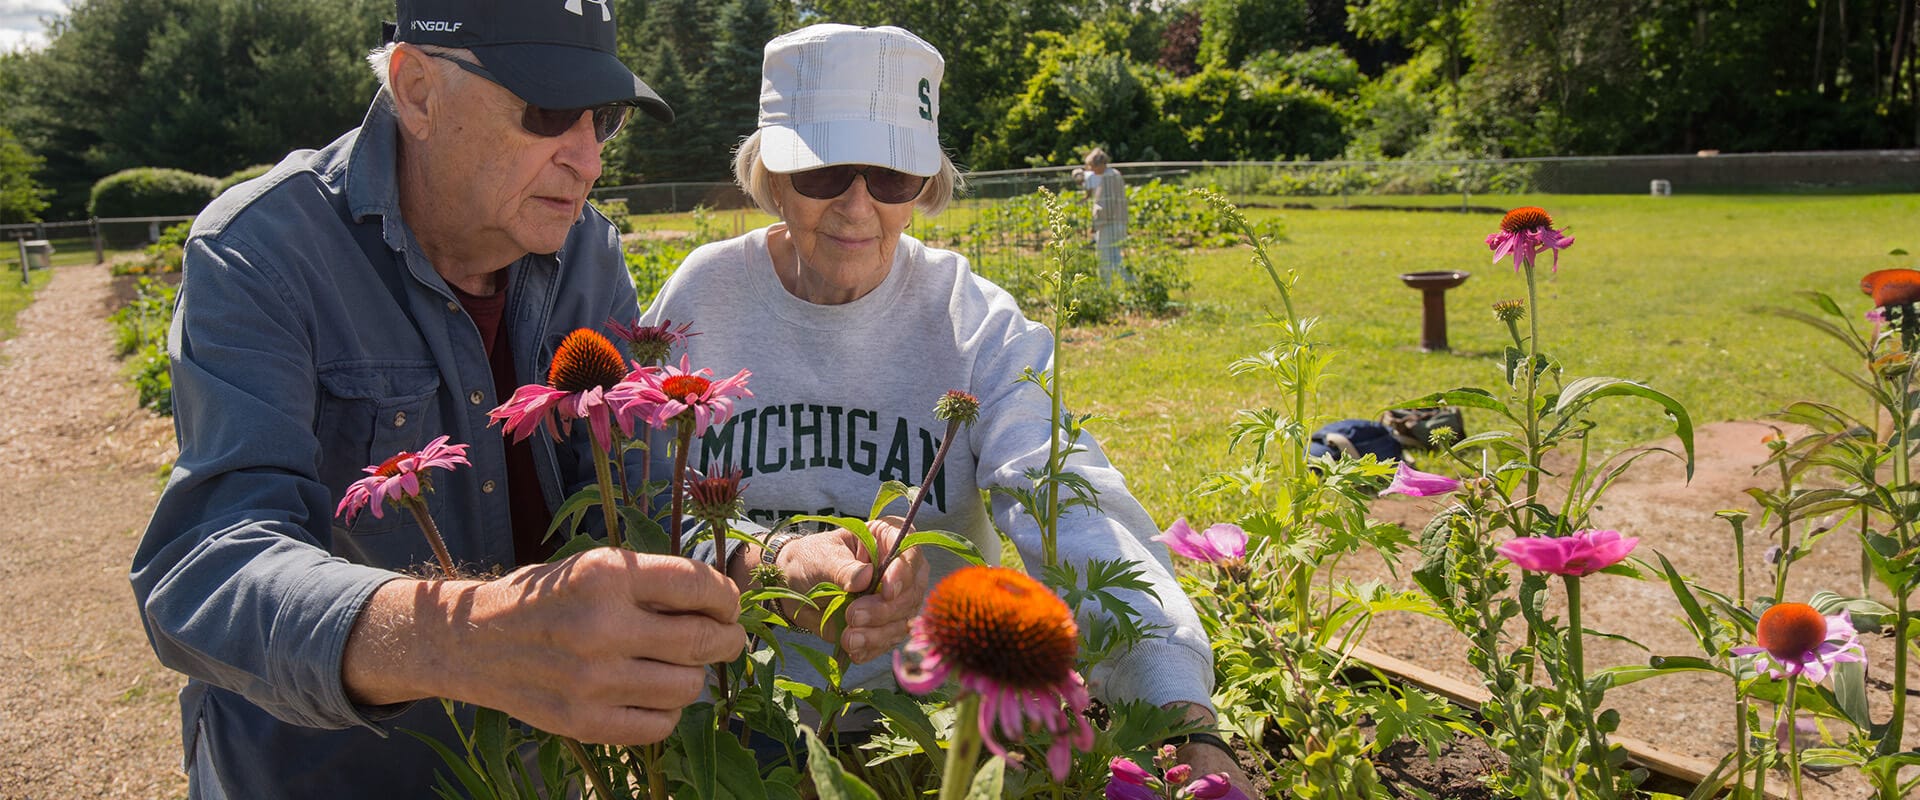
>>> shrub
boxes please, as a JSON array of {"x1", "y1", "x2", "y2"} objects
[
  {"x1": 590, "y1": 198, "x2": 634, "y2": 235},
  {"x1": 113, "y1": 221, "x2": 193, "y2": 276},
  {"x1": 215, "y1": 164, "x2": 275, "y2": 195},
  {"x1": 89, "y1": 168, "x2": 218, "y2": 218},
  {"x1": 109, "y1": 276, "x2": 179, "y2": 415}
]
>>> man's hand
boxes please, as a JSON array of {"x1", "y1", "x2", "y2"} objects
[
  {"x1": 775, "y1": 516, "x2": 931, "y2": 663},
  {"x1": 343, "y1": 547, "x2": 747, "y2": 745}
]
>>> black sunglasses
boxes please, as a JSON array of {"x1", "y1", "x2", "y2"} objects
[
  {"x1": 426, "y1": 53, "x2": 633, "y2": 143},
  {"x1": 788, "y1": 165, "x2": 930, "y2": 204}
]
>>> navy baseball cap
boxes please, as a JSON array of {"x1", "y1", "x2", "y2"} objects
[{"x1": 391, "y1": 0, "x2": 673, "y2": 123}]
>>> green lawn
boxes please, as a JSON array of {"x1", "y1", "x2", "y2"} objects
[
  {"x1": 1053, "y1": 193, "x2": 1920, "y2": 523},
  {"x1": 637, "y1": 193, "x2": 1915, "y2": 524},
  {"x1": 0, "y1": 266, "x2": 53, "y2": 345}
]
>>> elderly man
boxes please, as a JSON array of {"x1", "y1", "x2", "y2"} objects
[{"x1": 128, "y1": 2, "x2": 921, "y2": 797}]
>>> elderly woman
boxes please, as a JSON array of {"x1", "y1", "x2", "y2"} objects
[{"x1": 642, "y1": 23, "x2": 1248, "y2": 791}]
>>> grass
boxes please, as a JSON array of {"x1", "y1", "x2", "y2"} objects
[
  {"x1": 0, "y1": 266, "x2": 53, "y2": 344},
  {"x1": 1056, "y1": 193, "x2": 1920, "y2": 522}
]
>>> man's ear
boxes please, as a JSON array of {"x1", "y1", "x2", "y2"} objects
[{"x1": 388, "y1": 45, "x2": 441, "y2": 141}]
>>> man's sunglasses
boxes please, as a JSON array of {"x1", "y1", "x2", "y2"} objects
[
  {"x1": 426, "y1": 53, "x2": 633, "y2": 143},
  {"x1": 788, "y1": 165, "x2": 930, "y2": 205}
]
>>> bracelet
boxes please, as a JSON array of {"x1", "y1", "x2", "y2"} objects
[
  {"x1": 1162, "y1": 731, "x2": 1235, "y2": 759},
  {"x1": 761, "y1": 526, "x2": 813, "y2": 568}
]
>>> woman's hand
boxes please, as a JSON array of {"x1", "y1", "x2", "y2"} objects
[{"x1": 774, "y1": 516, "x2": 930, "y2": 663}]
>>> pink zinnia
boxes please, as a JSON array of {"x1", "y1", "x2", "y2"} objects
[
  {"x1": 335, "y1": 435, "x2": 470, "y2": 522},
  {"x1": 1495, "y1": 529, "x2": 1638, "y2": 577},
  {"x1": 894, "y1": 566, "x2": 1095, "y2": 781},
  {"x1": 1153, "y1": 518, "x2": 1247, "y2": 564},
  {"x1": 1486, "y1": 206, "x2": 1574, "y2": 272},
  {"x1": 1730, "y1": 602, "x2": 1866, "y2": 683},
  {"x1": 489, "y1": 328, "x2": 632, "y2": 452},
  {"x1": 609, "y1": 354, "x2": 752, "y2": 436},
  {"x1": 1380, "y1": 462, "x2": 1461, "y2": 497},
  {"x1": 605, "y1": 317, "x2": 696, "y2": 365}
]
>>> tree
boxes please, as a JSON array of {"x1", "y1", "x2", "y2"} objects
[
  {"x1": 10, "y1": 0, "x2": 385, "y2": 218},
  {"x1": 0, "y1": 126, "x2": 51, "y2": 224},
  {"x1": 1195, "y1": 0, "x2": 1308, "y2": 69}
]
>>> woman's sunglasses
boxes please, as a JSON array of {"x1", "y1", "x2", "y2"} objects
[
  {"x1": 788, "y1": 165, "x2": 930, "y2": 204},
  {"x1": 426, "y1": 53, "x2": 633, "y2": 143}
]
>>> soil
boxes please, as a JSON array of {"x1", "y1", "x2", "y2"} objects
[{"x1": 2, "y1": 260, "x2": 1915, "y2": 798}]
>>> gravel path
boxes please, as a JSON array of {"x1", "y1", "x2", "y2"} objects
[{"x1": 0, "y1": 261, "x2": 183, "y2": 800}]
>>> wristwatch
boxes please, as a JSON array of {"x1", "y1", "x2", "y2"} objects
[{"x1": 761, "y1": 525, "x2": 814, "y2": 568}]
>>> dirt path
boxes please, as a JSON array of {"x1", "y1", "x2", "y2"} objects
[{"x1": 0, "y1": 261, "x2": 182, "y2": 799}]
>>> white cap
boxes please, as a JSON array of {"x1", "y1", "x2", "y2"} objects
[{"x1": 757, "y1": 24, "x2": 944, "y2": 177}]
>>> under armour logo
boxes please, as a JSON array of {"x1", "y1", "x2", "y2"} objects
[{"x1": 564, "y1": 0, "x2": 611, "y2": 22}]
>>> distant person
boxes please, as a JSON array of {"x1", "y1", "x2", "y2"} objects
[
  {"x1": 1076, "y1": 146, "x2": 1129, "y2": 283},
  {"x1": 127, "y1": 2, "x2": 917, "y2": 796}
]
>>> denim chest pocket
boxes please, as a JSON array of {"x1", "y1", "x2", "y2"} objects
[{"x1": 316, "y1": 362, "x2": 442, "y2": 536}]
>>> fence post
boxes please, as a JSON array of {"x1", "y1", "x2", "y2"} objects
[
  {"x1": 33, "y1": 221, "x2": 46, "y2": 239},
  {"x1": 91, "y1": 217, "x2": 104, "y2": 264},
  {"x1": 17, "y1": 238, "x2": 27, "y2": 285}
]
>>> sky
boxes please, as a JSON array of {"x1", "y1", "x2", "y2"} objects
[{"x1": 1, "y1": 0, "x2": 68, "y2": 53}]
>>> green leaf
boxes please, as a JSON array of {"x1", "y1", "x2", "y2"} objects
[
  {"x1": 1654, "y1": 552, "x2": 1717, "y2": 649},
  {"x1": 1831, "y1": 659, "x2": 1871, "y2": 733},
  {"x1": 853, "y1": 688, "x2": 945, "y2": 767},
  {"x1": 678, "y1": 703, "x2": 721, "y2": 800},
  {"x1": 1546, "y1": 377, "x2": 1696, "y2": 479},
  {"x1": 802, "y1": 725, "x2": 881, "y2": 800},
  {"x1": 404, "y1": 727, "x2": 494, "y2": 800},
  {"x1": 548, "y1": 533, "x2": 604, "y2": 563},
  {"x1": 617, "y1": 504, "x2": 669, "y2": 554},
  {"x1": 893, "y1": 530, "x2": 986, "y2": 565},
  {"x1": 963, "y1": 757, "x2": 1006, "y2": 800},
  {"x1": 795, "y1": 514, "x2": 877, "y2": 566},
  {"x1": 870, "y1": 480, "x2": 912, "y2": 520},
  {"x1": 1392, "y1": 388, "x2": 1514, "y2": 422},
  {"x1": 1742, "y1": 678, "x2": 1862, "y2": 727},
  {"x1": 1595, "y1": 655, "x2": 1728, "y2": 688}
]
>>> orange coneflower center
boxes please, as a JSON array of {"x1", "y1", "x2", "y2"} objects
[
  {"x1": 1500, "y1": 206, "x2": 1553, "y2": 233},
  {"x1": 661, "y1": 374, "x2": 712, "y2": 402},
  {"x1": 922, "y1": 566, "x2": 1078, "y2": 690},
  {"x1": 547, "y1": 329, "x2": 627, "y2": 393},
  {"x1": 1756, "y1": 602, "x2": 1827, "y2": 660},
  {"x1": 372, "y1": 452, "x2": 407, "y2": 478},
  {"x1": 1862, "y1": 269, "x2": 1920, "y2": 307}
]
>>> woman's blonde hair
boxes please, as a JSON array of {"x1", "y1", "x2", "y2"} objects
[
  {"x1": 1085, "y1": 147, "x2": 1111, "y2": 168},
  {"x1": 732, "y1": 130, "x2": 963, "y2": 218}
]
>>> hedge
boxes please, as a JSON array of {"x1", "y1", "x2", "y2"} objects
[{"x1": 89, "y1": 167, "x2": 218, "y2": 218}]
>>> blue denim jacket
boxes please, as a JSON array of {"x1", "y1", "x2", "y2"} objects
[{"x1": 129, "y1": 95, "x2": 642, "y2": 799}]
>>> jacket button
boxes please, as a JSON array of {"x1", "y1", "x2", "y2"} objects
[
  {"x1": 481, "y1": 480, "x2": 496, "y2": 493},
  {"x1": 469, "y1": 390, "x2": 484, "y2": 405},
  {"x1": 446, "y1": 300, "x2": 459, "y2": 312},
  {"x1": 392, "y1": 411, "x2": 407, "y2": 428}
]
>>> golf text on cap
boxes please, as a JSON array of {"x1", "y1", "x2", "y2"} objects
[
  {"x1": 413, "y1": 20, "x2": 462, "y2": 32},
  {"x1": 564, "y1": 0, "x2": 611, "y2": 22}
]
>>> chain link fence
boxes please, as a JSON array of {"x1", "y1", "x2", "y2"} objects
[{"x1": 591, "y1": 150, "x2": 1920, "y2": 216}]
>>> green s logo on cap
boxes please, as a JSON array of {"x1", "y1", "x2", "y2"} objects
[{"x1": 918, "y1": 78, "x2": 933, "y2": 121}]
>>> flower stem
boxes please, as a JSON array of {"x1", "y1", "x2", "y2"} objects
[
  {"x1": 560, "y1": 736, "x2": 615, "y2": 800},
  {"x1": 1564, "y1": 575, "x2": 1613, "y2": 797},
  {"x1": 873, "y1": 417, "x2": 960, "y2": 592},
  {"x1": 709, "y1": 516, "x2": 733, "y2": 716},
  {"x1": 591, "y1": 447, "x2": 623, "y2": 550},
  {"x1": 669, "y1": 421, "x2": 692, "y2": 557},
  {"x1": 937, "y1": 694, "x2": 984, "y2": 800},
  {"x1": 1879, "y1": 360, "x2": 1916, "y2": 756},
  {"x1": 402, "y1": 498, "x2": 457, "y2": 577},
  {"x1": 1785, "y1": 679, "x2": 1804, "y2": 800},
  {"x1": 1522, "y1": 260, "x2": 1543, "y2": 531}
]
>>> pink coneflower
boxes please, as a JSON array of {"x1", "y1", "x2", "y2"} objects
[
  {"x1": 335, "y1": 435, "x2": 470, "y2": 522},
  {"x1": 611, "y1": 354, "x2": 752, "y2": 436},
  {"x1": 335, "y1": 435, "x2": 469, "y2": 575},
  {"x1": 895, "y1": 566, "x2": 1095, "y2": 781},
  {"x1": 1486, "y1": 206, "x2": 1574, "y2": 272},
  {"x1": 1153, "y1": 518, "x2": 1247, "y2": 565},
  {"x1": 1105, "y1": 750, "x2": 1248, "y2": 800},
  {"x1": 1380, "y1": 462, "x2": 1462, "y2": 497},
  {"x1": 685, "y1": 468, "x2": 746, "y2": 524},
  {"x1": 606, "y1": 317, "x2": 696, "y2": 366},
  {"x1": 1495, "y1": 529, "x2": 1638, "y2": 577},
  {"x1": 489, "y1": 328, "x2": 631, "y2": 452},
  {"x1": 1731, "y1": 602, "x2": 1866, "y2": 682}
]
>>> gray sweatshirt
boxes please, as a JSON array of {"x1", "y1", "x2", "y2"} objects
[{"x1": 641, "y1": 227, "x2": 1213, "y2": 711}]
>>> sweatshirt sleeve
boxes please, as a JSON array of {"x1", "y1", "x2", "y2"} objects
[
  {"x1": 965, "y1": 291, "x2": 1214, "y2": 712},
  {"x1": 130, "y1": 236, "x2": 403, "y2": 732}
]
